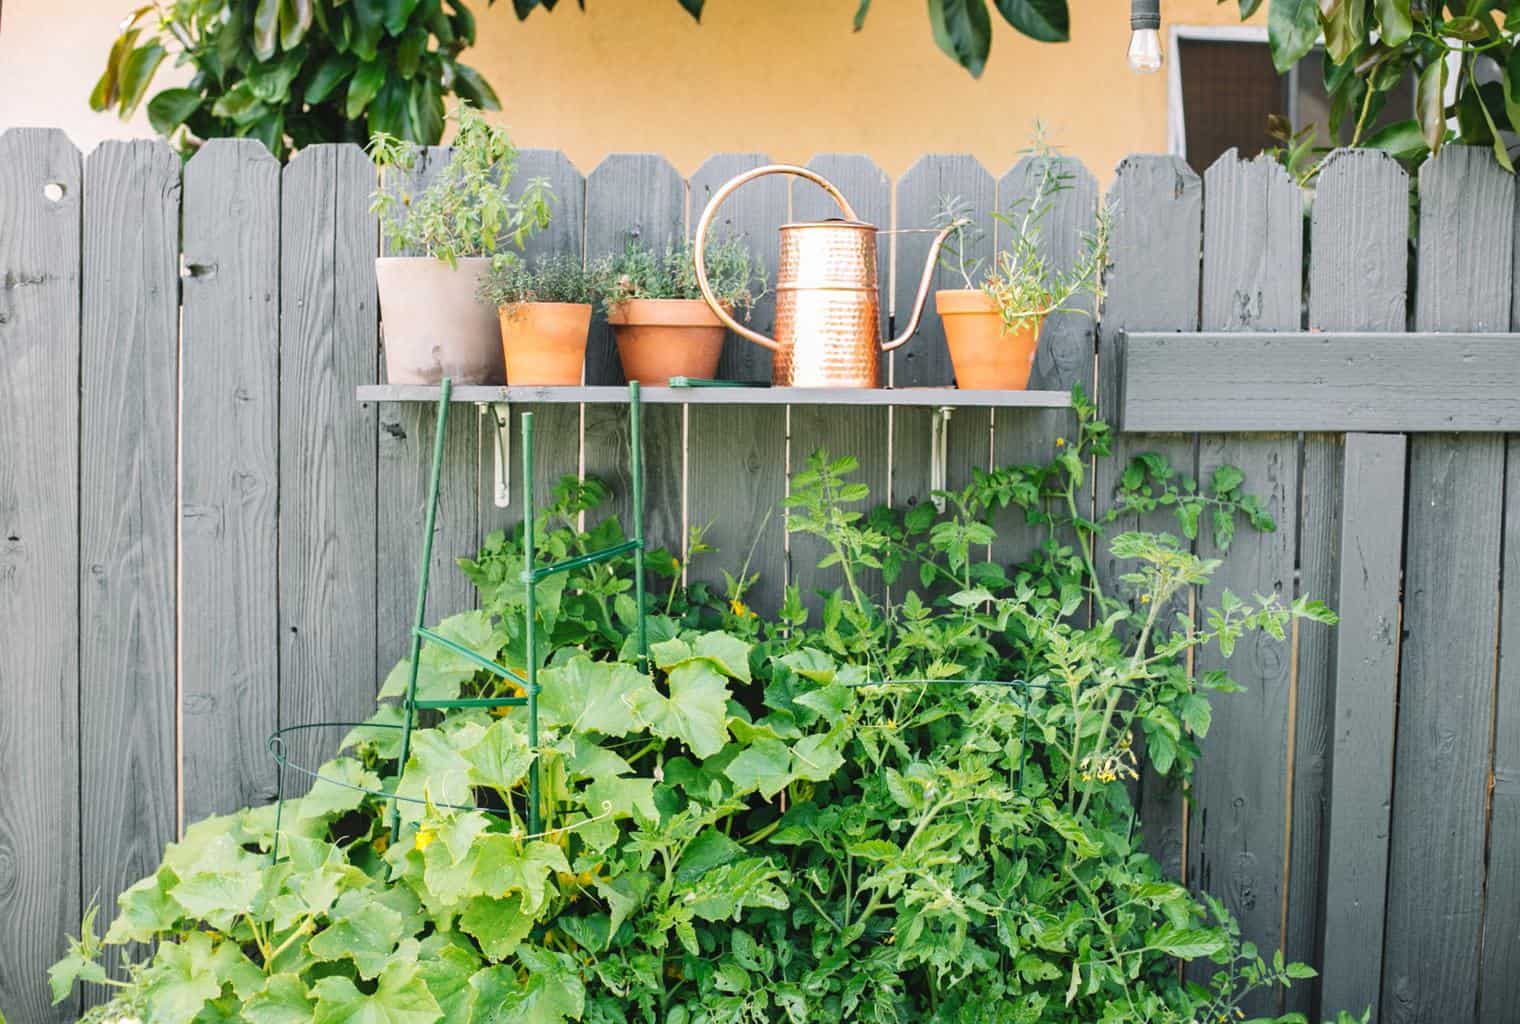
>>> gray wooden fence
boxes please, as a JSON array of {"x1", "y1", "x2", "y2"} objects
[{"x1": 1, "y1": 127, "x2": 1517, "y2": 1024}]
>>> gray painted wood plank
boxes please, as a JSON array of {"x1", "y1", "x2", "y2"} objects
[
  {"x1": 990, "y1": 155, "x2": 1096, "y2": 570},
  {"x1": 789, "y1": 405, "x2": 890, "y2": 610},
  {"x1": 1478, "y1": 186, "x2": 1520, "y2": 1024},
  {"x1": 893, "y1": 155, "x2": 996, "y2": 387},
  {"x1": 78, "y1": 141, "x2": 180, "y2": 993},
  {"x1": 1480, "y1": 429, "x2": 1520, "y2": 1023},
  {"x1": 688, "y1": 153, "x2": 786, "y2": 383},
  {"x1": 377, "y1": 402, "x2": 479, "y2": 672},
  {"x1": 1189, "y1": 151, "x2": 1303, "y2": 1017},
  {"x1": 356, "y1": 383, "x2": 1073, "y2": 407},
  {"x1": 1299, "y1": 148, "x2": 1407, "y2": 1017},
  {"x1": 1120, "y1": 332, "x2": 1520, "y2": 432},
  {"x1": 583, "y1": 401, "x2": 684, "y2": 577},
  {"x1": 1319, "y1": 433, "x2": 1405, "y2": 1019},
  {"x1": 0, "y1": 127, "x2": 83, "y2": 1024},
  {"x1": 516, "y1": 149, "x2": 585, "y2": 263},
  {"x1": 1092, "y1": 154, "x2": 1203, "y2": 881},
  {"x1": 279, "y1": 145, "x2": 380, "y2": 743},
  {"x1": 375, "y1": 147, "x2": 481, "y2": 668},
  {"x1": 1382, "y1": 145, "x2": 1513, "y2": 1024},
  {"x1": 686, "y1": 406, "x2": 787, "y2": 616},
  {"x1": 584, "y1": 155, "x2": 685, "y2": 385},
  {"x1": 180, "y1": 140, "x2": 282, "y2": 823}
]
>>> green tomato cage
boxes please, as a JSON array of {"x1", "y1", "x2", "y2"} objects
[{"x1": 265, "y1": 378, "x2": 651, "y2": 859}]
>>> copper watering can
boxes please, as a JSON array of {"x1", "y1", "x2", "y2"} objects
[{"x1": 693, "y1": 165, "x2": 962, "y2": 388}]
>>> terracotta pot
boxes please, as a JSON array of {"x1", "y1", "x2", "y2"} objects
[
  {"x1": 376, "y1": 256, "x2": 503, "y2": 385},
  {"x1": 936, "y1": 289, "x2": 1042, "y2": 390},
  {"x1": 498, "y1": 302, "x2": 592, "y2": 385},
  {"x1": 607, "y1": 298, "x2": 727, "y2": 385}
]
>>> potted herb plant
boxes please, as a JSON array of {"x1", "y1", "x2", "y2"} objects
[
  {"x1": 477, "y1": 253, "x2": 600, "y2": 385},
  {"x1": 369, "y1": 104, "x2": 553, "y2": 386},
  {"x1": 935, "y1": 159, "x2": 1108, "y2": 390},
  {"x1": 601, "y1": 237, "x2": 765, "y2": 385}
]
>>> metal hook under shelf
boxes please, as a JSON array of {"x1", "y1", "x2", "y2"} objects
[
  {"x1": 930, "y1": 405, "x2": 953, "y2": 512},
  {"x1": 479, "y1": 401, "x2": 512, "y2": 508}
]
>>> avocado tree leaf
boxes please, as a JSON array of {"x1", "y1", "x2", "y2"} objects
[
  {"x1": 1376, "y1": 0, "x2": 1413, "y2": 45},
  {"x1": 119, "y1": 41, "x2": 168, "y2": 116},
  {"x1": 1417, "y1": 58, "x2": 1449, "y2": 155},
  {"x1": 993, "y1": 0, "x2": 1069, "y2": 42},
  {"x1": 1267, "y1": 0, "x2": 1321, "y2": 73},
  {"x1": 928, "y1": 0, "x2": 993, "y2": 78},
  {"x1": 253, "y1": 0, "x2": 281, "y2": 60},
  {"x1": 347, "y1": 60, "x2": 387, "y2": 119},
  {"x1": 312, "y1": 959, "x2": 443, "y2": 1024},
  {"x1": 146, "y1": 87, "x2": 201, "y2": 135}
]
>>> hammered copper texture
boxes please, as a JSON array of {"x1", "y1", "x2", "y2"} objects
[{"x1": 771, "y1": 222, "x2": 883, "y2": 386}]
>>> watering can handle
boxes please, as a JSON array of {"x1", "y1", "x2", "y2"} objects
[{"x1": 693, "y1": 164, "x2": 860, "y2": 353}]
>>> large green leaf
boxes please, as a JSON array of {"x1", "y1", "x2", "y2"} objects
[
  {"x1": 539, "y1": 655, "x2": 659, "y2": 736},
  {"x1": 1322, "y1": 0, "x2": 1365, "y2": 64},
  {"x1": 459, "y1": 893, "x2": 535, "y2": 959},
  {"x1": 465, "y1": 835, "x2": 570, "y2": 912},
  {"x1": 1417, "y1": 58, "x2": 1448, "y2": 155},
  {"x1": 468, "y1": 949, "x2": 585, "y2": 1024},
  {"x1": 583, "y1": 774, "x2": 659, "y2": 822},
  {"x1": 385, "y1": 0, "x2": 424, "y2": 35},
  {"x1": 460, "y1": 716, "x2": 534, "y2": 792},
  {"x1": 723, "y1": 737, "x2": 793, "y2": 798},
  {"x1": 118, "y1": 42, "x2": 168, "y2": 117},
  {"x1": 312, "y1": 960, "x2": 443, "y2": 1024},
  {"x1": 641, "y1": 660, "x2": 732, "y2": 757},
  {"x1": 253, "y1": 0, "x2": 281, "y2": 60},
  {"x1": 1376, "y1": 0, "x2": 1413, "y2": 45},
  {"x1": 143, "y1": 933, "x2": 259, "y2": 1024},
  {"x1": 147, "y1": 88, "x2": 202, "y2": 135},
  {"x1": 307, "y1": 890, "x2": 406, "y2": 979},
  {"x1": 929, "y1": 0, "x2": 993, "y2": 77},
  {"x1": 790, "y1": 732, "x2": 845, "y2": 782},
  {"x1": 280, "y1": 0, "x2": 314, "y2": 50},
  {"x1": 166, "y1": 834, "x2": 266, "y2": 930},
  {"x1": 1267, "y1": 0, "x2": 1320, "y2": 72},
  {"x1": 347, "y1": 60, "x2": 388, "y2": 119},
  {"x1": 993, "y1": 0, "x2": 1069, "y2": 42},
  {"x1": 379, "y1": 610, "x2": 502, "y2": 701},
  {"x1": 243, "y1": 974, "x2": 317, "y2": 1024}
]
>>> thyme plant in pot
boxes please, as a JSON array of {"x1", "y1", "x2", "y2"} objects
[
  {"x1": 478, "y1": 253, "x2": 601, "y2": 385},
  {"x1": 936, "y1": 158, "x2": 1108, "y2": 389},
  {"x1": 369, "y1": 104, "x2": 553, "y2": 386},
  {"x1": 601, "y1": 237, "x2": 766, "y2": 385}
]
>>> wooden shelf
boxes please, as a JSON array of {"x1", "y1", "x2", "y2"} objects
[{"x1": 356, "y1": 384, "x2": 1073, "y2": 409}]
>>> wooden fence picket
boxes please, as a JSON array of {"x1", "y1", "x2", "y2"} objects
[
  {"x1": 1308, "y1": 148, "x2": 1409, "y2": 1019},
  {"x1": 1190, "y1": 150, "x2": 1303, "y2": 1017},
  {"x1": 180, "y1": 139, "x2": 282, "y2": 824},
  {"x1": 1382, "y1": 146, "x2": 1513, "y2": 1022},
  {"x1": 0, "y1": 127, "x2": 84, "y2": 1024},
  {"x1": 1094, "y1": 153, "x2": 1204, "y2": 881},
  {"x1": 79, "y1": 140, "x2": 181, "y2": 993}
]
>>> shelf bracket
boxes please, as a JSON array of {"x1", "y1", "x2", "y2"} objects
[
  {"x1": 481, "y1": 401, "x2": 511, "y2": 508},
  {"x1": 930, "y1": 405, "x2": 953, "y2": 512}
]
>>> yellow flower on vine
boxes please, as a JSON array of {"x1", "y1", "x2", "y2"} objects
[
  {"x1": 730, "y1": 598, "x2": 753, "y2": 618},
  {"x1": 1055, "y1": 437, "x2": 1066, "y2": 447},
  {"x1": 414, "y1": 825, "x2": 437, "y2": 851}
]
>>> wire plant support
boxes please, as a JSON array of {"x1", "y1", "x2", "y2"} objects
[{"x1": 267, "y1": 377, "x2": 651, "y2": 861}]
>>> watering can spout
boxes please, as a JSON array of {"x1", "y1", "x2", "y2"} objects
[{"x1": 885, "y1": 219, "x2": 967, "y2": 352}]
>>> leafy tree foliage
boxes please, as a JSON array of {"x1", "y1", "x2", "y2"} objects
[{"x1": 91, "y1": 0, "x2": 501, "y2": 158}]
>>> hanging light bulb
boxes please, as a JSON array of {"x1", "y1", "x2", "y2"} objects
[{"x1": 1129, "y1": 0, "x2": 1163, "y2": 72}]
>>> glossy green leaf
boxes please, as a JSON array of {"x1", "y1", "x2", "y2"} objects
[
  {"x1": 303, "y1": 53, "x2": 356, "y2": 104},
  {"x1": 993, "y1": 0, "x2": 1069, "y2": 43},
  {"x1": 928, "y1": 0, "x2": 993, "y2": 78},
  {"x1": 539, "y1": 655, "x2": 658, "y2": 736},
  {"x1": 1376, "y1": 0, "x2": 1413, "y2": 45},
  {"x1": 242, "y1": 973, "x2": 316, "y2": 1024},
  {"x1": 451, "y1": 64, "x2": 501, "y2": 111},
  {"x1": 119, "y1": 41, "x2": 168, "y2": 116},
  {"x1": 1417, "y1": 58, "x2": 1448, "y2": 155},
  {"x1": 253, "y1": 0, "x2": 281, "y2": 60},
  {"x1": 724, "y1": 737, "x2": 793, "y2": 798},
  {"x1": 347, "y1": 60, "x2": 388, "y2": 119},
  {"x1": 146, "y1": 88, "x2": 202, "y2": 135},
  {"x1": 280, "y1": 0, "x2": 313, "y2": 50},
  {"x1": 1267, "y1": 0, "x2": 1320, "y2": 73},
  {"x1": 641, "y1": 660, "x2": 732, "y2": 757}
]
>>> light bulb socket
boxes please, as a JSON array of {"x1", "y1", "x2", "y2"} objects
[{"x1": 1131, "y1": 0, "x2": 1160, "y2": 31}]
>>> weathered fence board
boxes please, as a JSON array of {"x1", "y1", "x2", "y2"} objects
[
  {"x1": 1319, "y1": 433, "x2": 1405, "y2": 1018},
  {"x1": 1190, "y1": 151, "x2": 1303, "y2": 1016},
  {"x1": 1094, "y1": 154, "x2": 1203, "y2": 881},
  {"x1": 1480, "y1": 429, "x2": 1520, "y2": 1023},
  {"x1": 1120, "y1": 332, "x2": 1520, "y2": 432},
  {"x1": 1381, "y1": 146, "x2": 1513, "y2": 1024},
  {"x1": 278, "y1": 145, "x2": 380, "y2": 738},
  {"x1": 893, "y1": 154, "x2": 994, "y2": 387},
  {"x1": 584, "y1": 155, "x2": 684, "y2": 385},
  {"x1": 687, "y1": 405, "x2": 788, "y2": 614},
  {"x1": 0, "y1": 127, "x2": 83, "y2": 1024},
  {"x1": 78, "y1": 140, "x2": 181, "y2": 990},
  {"x1": 180, "y1": 141, "x2": 282, "y2": 824},
  {"x1": 1303, "y1": 148, "x2": 1408, "y2": 1018},
  {"x1": 991, "y1": 154, "x2": 1095, "y2": 569},
  {"x1": 690, "y1": 153, "x2": 785, "y2": 383}
]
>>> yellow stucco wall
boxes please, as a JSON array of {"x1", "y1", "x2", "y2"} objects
[{"x1": 0, "y1": 0, "x2": 1260, "y2": 180}]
